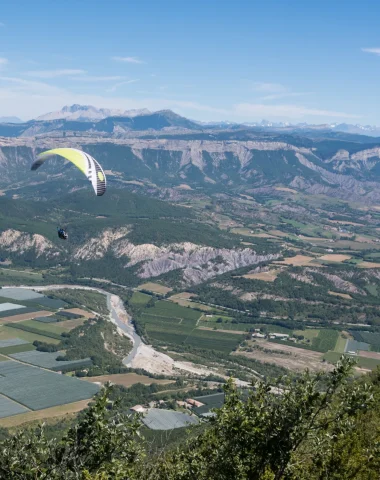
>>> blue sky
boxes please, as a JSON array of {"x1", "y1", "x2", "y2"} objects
[{"x1": 1, "y1": 0, "x2": 380, "y2": 124}]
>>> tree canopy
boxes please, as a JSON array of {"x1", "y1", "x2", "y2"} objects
[{"x1": 0, "y1": 357, "x2": 379, "y2": 479}]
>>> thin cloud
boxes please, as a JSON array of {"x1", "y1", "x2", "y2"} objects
[
  {"x1": 0, "y1": 58, "x2": 8, "y2": 67},
  {"x1": 112, "y1": 56, "x2": 145, "y2": 64},
  {"x1": 106, "y1": 79, "x2": 139, "y2": 92},
  {"x1": 0, "y1": 22, "x2": 5, "y2": 27},
  {"x1": 234, "y1": 103, "x2": 361, "y2": 119},
  {"x1": 72, "y1": 75, "x2": 125, "y2": 82},
  {"x1": 26, "y1": 69, "x2": 86, "y2": 78},
  {"x1": 362, "y1": 48, "x2": 380, "y2": 56},
  {"x1": 252, "y1": 82, "x2": 287, "y2": 93},
  {"x1": 253, "y1": 82, "x2": 313, "y2": 102},
  {"x1": 259, "y1": 91, "x2": 314, "y2": 101},
  {"x1": 0, "y1": 76, "x2": 64, "y2": 94},
  {"x1": 171, "y1": 100, "x2": 228, "y2": 114}
]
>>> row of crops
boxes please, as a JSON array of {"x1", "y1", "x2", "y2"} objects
[
  {"x1": 0, "y1": 361, "x2": 100, "y2": 415},
  {"x1": 350, "y1": 331, "x2": 380, "y2": 352},
  {"x1": 133, "y1": 297, "x2": 243, "y2": 354}
]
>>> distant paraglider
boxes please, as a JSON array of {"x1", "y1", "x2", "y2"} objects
[
  {"x1": 31, "y1": 148, "x2": 107, "y2": 196},
  {"x1": 57, "y1": 227, "x2": 68, "y2": 240}
]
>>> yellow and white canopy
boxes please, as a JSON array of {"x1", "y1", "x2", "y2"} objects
[{"x1": 31, "y1": 148, "x2": 106, "y2": 196}]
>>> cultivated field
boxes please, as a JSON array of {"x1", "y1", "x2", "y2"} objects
[
  {"x1": 358, "y1": 351, "x2": 380, "y2": 360},
  {"x1": 243, "y1": 270, "x2": 281, "y2": 282},
  {"x1": 137, "y1": 282, "x2": 172, "y2": 295},
  {"x1": 236, "y1": 340, "x2": 331, "y2": 373},
  {"x1": 129, "y1": 291, "x2": 152, "y2": 306},
  {"x1": 0, "y1": 361, "x2": 99, "y2": 411},
  {"x1": 56, "y1": 318, "x2": 86, "y2": 330},
  {"x1": 169, "y1": 292, "x2": 196, "y2": 301},
  {"x1": 169, "y1": 295, "x2": 213, "y2": 311},
  {"x1": 9, "y1": 351, "x2": 92, "y2": 371},
  {"x1": 0, "y1": 311, "x2": 52, "y2": 323},
  {"x1": 136, "y1": 300, "x2": 242, "y2": 353},
  {"x1": 0, "y1": 399, "x2": 90, "y2": 428},
  {"x1": 276, "y1": 255, "x2": 317, "y2": 266},
  {"x1": 21, "y1": 319, "x2": 67, "y2": 335},
  {"x1": 0, "y1": 325, "x2": 61, "y2": 345},
  {"x1": 358, "y1": 261, "x2": 380, "y2": 268},
  {"x1": 319, "y1": 254, "x2": 352, "y2": 262},
  {"x1": 197, "y1": 326, "x2": 246, "y2": 335},
  {"x1": 64, "y1": 308, "x2": 93, "y2": 318},
  {"x1": 0, "y1": 393, "x2": 28, "y2": 419}
]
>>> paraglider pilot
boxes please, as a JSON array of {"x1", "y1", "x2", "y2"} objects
[{"x1": 57, "y1": 227, "x2": 68, "y2": 240}]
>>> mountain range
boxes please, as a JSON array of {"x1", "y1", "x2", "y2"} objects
[
  {"x1": 3, "y1": 104, "x2": 380, "y2": 287},
  {"x1": 2, "y1": 103, "x2": 380, "y2": 206},
  {"x1": 2, "y1": 104, "x2": 380, "y2": 137},
  {"x1": 0, "y1": 116, "x2": 23, "y2": 124}
]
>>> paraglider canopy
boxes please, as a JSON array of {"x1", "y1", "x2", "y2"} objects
[{"x1": 31, "y1": 148, "x2": 106, "y2": 196}]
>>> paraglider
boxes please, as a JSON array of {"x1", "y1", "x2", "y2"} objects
[
  {"x1": 31, "y1": 148, "x2": 106, "y2": 239},
  {"x1": 31, "y1": 148, "x2": 106, "y2": 196},
  {"x1": 57, "y1": 227, "x2": 68, "y2": 240}
]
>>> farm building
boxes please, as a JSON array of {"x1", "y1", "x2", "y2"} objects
[
  {"x1": 252, "y1": 332, "x2": 266, "y2": 338},
  {"x1": 176, "y1": 401, "x2": 192, "y2": 409},
  {"x1": 269, "y1": 333, "x2": 289, "y2": 339},
  {"x1": 186, "y1": 399, "x2": 205, "y2": 408},
  {"x1": 130, "y1": 405, "x2": 147, "y2": 413}
]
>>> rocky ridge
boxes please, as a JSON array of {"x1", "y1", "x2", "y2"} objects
[
  {"x1": 0, "y1": 228, "x2": 278, "y2": 285},
  {"x1": 75, "y1": 229, "x2": 279, "y2": 285},
  {"x1": 0, "y1": 229, "x2": 59, "y2": 258}
]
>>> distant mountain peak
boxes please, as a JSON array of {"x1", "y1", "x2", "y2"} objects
[
  {"x1": 35, "y1": 104, "x2": 152, "y2": 122},
  {"x1": 0, "y1": 116, "x2": 23, "y2": 124}
]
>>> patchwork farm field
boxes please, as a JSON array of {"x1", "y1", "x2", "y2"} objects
[
  {"x1": 0, "y1": 269, "x2": 44, "y2": 285},
  {"x1": 0, "y1": 361, "x2": 99, "y2": 411},
  {"x1": 0, "y1": 343, "x2": 36, "y2": 355},
  {"x1": 276, "y1": 255, "x2": 317, "y2": 266},
  {"x1": 243, "y1": 270, "x2": 281, "y2": 282},
  {"x1": 137, "y1": 282, "x2": 172, "y2": 295},
  {"x1": 147, "y1": 301, "x2": 201, "y2": 321},
  {"x1": 9, "y1": 350, "x2": 92, "y2": 371},
  {"x1": 0, "y1": 399, "x2": 91, "y2": 428},
  {"x1": 43, "y1": 289, "x2": 108, "y2": 315},
  {"x1": 20, "y1": 319, "x2": 68, "y2": 335},
  {"x1": 136, "y1": 299, "x2": 243, "y2": 353},
  {"x1": 0, "y1": 394, "x2": 28, "y2": 419},
  {"x1": 0, "y1": 325, "x2": 61, "y2": 345},
  {"x1": 129, "y1": 291, "x2": 152, "y2": 306}
]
